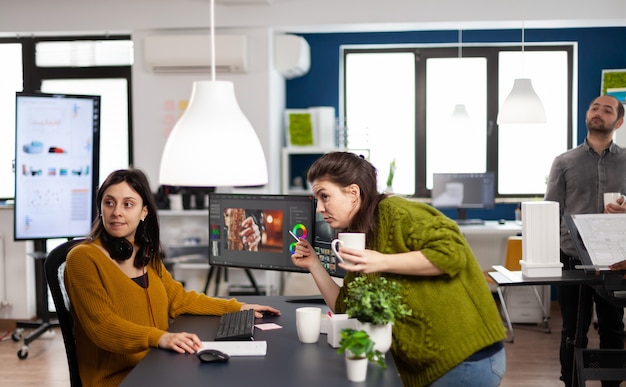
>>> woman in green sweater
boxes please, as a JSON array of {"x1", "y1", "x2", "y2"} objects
[
  {"x1": 291, "y1": 152, "x2": 506, "y2": 386},
  {"x1": 65, "y1": 169, "x2": 279, "y2": 386}
]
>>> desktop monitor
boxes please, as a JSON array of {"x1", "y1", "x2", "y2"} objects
[
  {"x1": 13, "y1": 92, "x2": 101, "y2": 241},
  {"x1": 431, "y1": 172, "x2": 495, "y2": 223},
  {"x1": 208, "y1": 193, "x2": 345, "y2": 278}
]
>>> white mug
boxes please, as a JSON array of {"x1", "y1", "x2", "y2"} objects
[
  {"x1": 604, "y1": 192, "x2": 623, "y2": 208},
  {"x1": 296, "y1": 307, "x2": 321, "y2": 343},
  {"x1": 331, "y1": 232, "x2": 365, "y2": 264}
]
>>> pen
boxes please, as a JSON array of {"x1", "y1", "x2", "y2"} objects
[{"x1": 289, "y1": 230, "x2": 301, "y2": 242}]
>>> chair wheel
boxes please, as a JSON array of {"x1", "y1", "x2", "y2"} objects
[
  {"x1": 17, "y1": 346, "x2": 28, "y2": 359},
  {"x1": 11, "y1": 329, "x2": 23, "y2": 342}
]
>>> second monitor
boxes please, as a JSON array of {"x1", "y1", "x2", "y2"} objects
[{"x1": 208, "y1": 193, "x2": 345, "y2": 278}]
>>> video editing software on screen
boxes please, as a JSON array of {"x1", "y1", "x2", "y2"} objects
[{"x1": 208, "y1": 193, "x2": 344, "y2": 278}]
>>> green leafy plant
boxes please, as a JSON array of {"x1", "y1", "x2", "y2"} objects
[
  {"x1": 344, "y1": 276, "x2": 412, "y2": 325},
  {"x1": 337, "y1": 328, "x2": 386, "y2": 368}
]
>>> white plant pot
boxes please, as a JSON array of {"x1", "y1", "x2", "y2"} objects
[
  {"x1": 345, "y1": 355, "x2": 368, "y2": 382},
  {"x1": 358, "y1": 321, "x2": 392, "y2": 353}
]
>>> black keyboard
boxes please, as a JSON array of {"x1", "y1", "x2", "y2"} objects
[{"x1": 215, "y1": 309, "x2": 255, "y2": 341}]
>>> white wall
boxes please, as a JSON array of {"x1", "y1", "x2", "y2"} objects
[
  {"x1": 132, "y1": 27, "x2": 284, "y2": 193},
  {"x1": 1, "y1": 0, "x2": 625, "y2": 319}
]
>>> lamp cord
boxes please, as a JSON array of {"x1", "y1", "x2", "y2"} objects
[{"x1": 210, "y1": 0, "x2": 216, "y2": 82}]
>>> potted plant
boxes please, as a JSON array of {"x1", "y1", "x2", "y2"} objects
[
  {"x1": 337, "y1": 328, "x2": 385, "y2": 382},
  {"x1": 343, "y1": 275, "x2": 412, "y2": 353},
  {"x1": 385, "y1": 159, "x2": 396, "y2": 193}
]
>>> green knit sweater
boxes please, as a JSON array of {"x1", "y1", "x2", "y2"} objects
[
  {"x1": 65, "y1": 240, "x2": 244, "y2": 387},
  {"x1": 335, "y1": 196, "x2": 506, "y2": 386}
]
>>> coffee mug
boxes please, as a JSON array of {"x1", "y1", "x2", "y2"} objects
[
  {"x1": 604, "y1": 192, "x2": 623, "y2": 208},
  {"x1": 331, "y1": 232, "x2": 365, "y2": 264},
  {"x1": 296, "y1": 307, "x2": 321, "y2": 344}
]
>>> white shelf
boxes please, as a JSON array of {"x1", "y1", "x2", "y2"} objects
[
  {"x1": 281, "y1": 148, "x2": 369, "y2": 194},
  {"x1": 158, "y1": 209, "x2": 208, "y2": 217}
]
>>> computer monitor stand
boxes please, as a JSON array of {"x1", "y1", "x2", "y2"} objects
[{"x1": 455, "y1": 208, "x2": 484, "y2": 225}]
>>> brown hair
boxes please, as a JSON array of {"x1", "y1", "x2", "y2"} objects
[
  {"x1": 307, "y1": 152, "x2": 386, "y2": 246},
  {"x1": 88, "y1": 168, "x2": 162, "y2": 270}
]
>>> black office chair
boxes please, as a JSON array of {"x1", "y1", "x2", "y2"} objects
[{"x1": 44, "y1": 239, "x2": 84, "y2": 387}]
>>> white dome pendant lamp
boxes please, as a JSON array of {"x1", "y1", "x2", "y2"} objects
[
  {"x1": 159, "y1": 0, "x2": 268, "y2": 187},
  {"x1": 497, "y1": 21, "x2": 546, "y2": 125}
]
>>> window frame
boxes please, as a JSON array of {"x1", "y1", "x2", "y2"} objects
[
  {"x1": 0, "y1": 34, "x2": 133, "y2": 200},
  {"x1": 342, "y1": 43, "x2": 574, "y2": 199}
]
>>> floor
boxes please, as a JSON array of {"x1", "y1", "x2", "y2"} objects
[{"x1": 0, "y1": 273, "x2": 622, "y2": 386}]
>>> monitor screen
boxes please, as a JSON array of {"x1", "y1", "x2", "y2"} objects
[
  {"x1": 14, "y1": 92, "x2": 100, "y2": 241},
  {"x1": 208, "y1": 193, "x2": 345, "y2": 278},
  {"x1": 431, "y1": 172, "x2": 495, "y2": 216}
]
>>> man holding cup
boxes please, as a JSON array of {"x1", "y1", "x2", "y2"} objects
[{"x1": 545, "y1": 95, "x2": 626, "y2": 387}]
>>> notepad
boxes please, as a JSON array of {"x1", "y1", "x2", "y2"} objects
[{"x1": 200, "y1": 340, "x2": 267, "y2": 356}]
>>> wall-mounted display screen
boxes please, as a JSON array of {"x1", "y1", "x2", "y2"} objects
[{"x1": 13, "y1": 92, "x2": 100, "y2": 240}]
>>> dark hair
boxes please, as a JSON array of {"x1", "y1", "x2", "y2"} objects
[
  {"x1": 307, "y1": 152, "x2": 386, "y2": 245},
  {"x1": 88, "y1": 169, "x2": 162, "y2": 270}
]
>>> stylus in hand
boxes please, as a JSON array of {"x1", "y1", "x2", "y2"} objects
[{"x1": 289, "y1": 230, "x2": 301, "y2": 242}]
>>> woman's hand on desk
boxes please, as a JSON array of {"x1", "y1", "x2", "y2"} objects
[
  {"x1": 158, "y1": 332, "x2": 203, "y2": 354},
  {"x1": 241, "y1": 304, "x2": 281, "y2": 319}
]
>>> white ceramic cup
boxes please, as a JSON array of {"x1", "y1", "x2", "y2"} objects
[
  {"x1": 296, "y1": 307, "x2": 322, "y2": 343},
  {"x1": 331, "y1": 232, "x2": 365, "y2": 264},
  {"x1": 604, "y1": 192, "x2": 623, "y2": 208},
  {"x1": 169, "y1": 194, "x2": 183, "y2": 211}
]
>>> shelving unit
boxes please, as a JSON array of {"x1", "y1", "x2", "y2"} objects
[
  {"x1": 158, "y1": 209, "x2": 267, "y2": 295},
  {"x1": 281, "y1": 147, "x2": 369, "y2": 194}
]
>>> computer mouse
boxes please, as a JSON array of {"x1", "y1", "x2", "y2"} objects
[
  {"x1": 498, "y1": 218, "x2": 506, "y2": 225},
  {"x1": 196, "y1": 348, "x2": 230, "y2": 363}
]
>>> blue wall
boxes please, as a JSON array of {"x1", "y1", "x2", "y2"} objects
[{"x1": 285, "y1": 27, "x2": 626, "y2": 221}]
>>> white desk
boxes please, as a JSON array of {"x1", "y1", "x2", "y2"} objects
[{"x1": 459, "y1": 221, "x2": 522, "y2": 271}]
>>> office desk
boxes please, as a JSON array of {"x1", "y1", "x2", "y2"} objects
[
  {"x1": 459, "y1": 221, "x2": 522, "y2": 272},
  {"x1": 489, "y1": 268, "x2": 626, "y2": 386},
  {"x1": 120, "y1": 296, "x2": 402, "y2": 387}
]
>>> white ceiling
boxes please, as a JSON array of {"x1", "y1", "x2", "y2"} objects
[{"x1": 0, "y1": 0, "x2": 625, "y2": 36}]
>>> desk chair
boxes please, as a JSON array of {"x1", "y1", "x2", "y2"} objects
[
  {"x1": 44, "y1": 239, "x2": 83, "y2": 387},
  {"x1": 486, "y1": 236, "x2": 550, "y2": 342}
]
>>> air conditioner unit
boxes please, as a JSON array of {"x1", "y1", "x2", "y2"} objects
[
  {"x1": 144, "y1": 34, "x2": 248, "y2": 73},
  {"x1": 274, "y1": 34, "x2": 310, "y2": 79}
]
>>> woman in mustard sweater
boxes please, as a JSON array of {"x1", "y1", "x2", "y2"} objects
[
  {"x1": 291, "y1": 152, "x2": 506, "y2": 387},
  {"x1": 65, "y1": 169, "x2": 279, "y2": 386}
]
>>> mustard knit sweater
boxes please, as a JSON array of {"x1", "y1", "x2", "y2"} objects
[
  {"x1": 65, "y1": 240, "x2": 244, "y2": 386},
  {"x1": 335, "y1": 196, "x2": 507, "y2": 387}
]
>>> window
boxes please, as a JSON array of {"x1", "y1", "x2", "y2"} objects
[
  {"x1": 343, "y1": 44, "x2": 573, "y2": 198},
  {"x1": 0, "y1": 43, "x2": 23, "y2": 199},
  {"x1": 0, "y1": 36, "x2": 133, "y2": 200}
]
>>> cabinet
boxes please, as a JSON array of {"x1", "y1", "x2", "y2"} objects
[{"x1": 281, "y1": 148, "x2": 369, "y2": 194}]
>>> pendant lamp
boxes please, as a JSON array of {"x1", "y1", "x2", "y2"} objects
[
  {"x1": 450, "y1": 103, "x2": 471, "y2": 124},
  {"x1": 496, "y1": 22, "x2": 546, "y2": 125},
  {"x1": 159, "y1": 0, "x2": 268, "y2": 187},
  {"x1": 450, "y1": 30, "x2": 471, "y2": 126}
]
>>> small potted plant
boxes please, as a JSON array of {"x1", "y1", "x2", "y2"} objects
[
  {"x1": 337, "y1": 328, "x2": 385, "y2": 381},
  {"x1": 385, "y1": 159, "x2": 396, "y2": 193},
  {"x1": 343, "y1": 275, "x2": 412, "y2": 353}
]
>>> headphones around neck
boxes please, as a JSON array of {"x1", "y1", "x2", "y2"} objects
[{"x1": 101, "y1": 231, "x2": 134, "y2": 261}]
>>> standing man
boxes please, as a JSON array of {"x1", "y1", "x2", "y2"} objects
[{"x1": 545, "y1": 95, "x2": 626, "y2": 387}]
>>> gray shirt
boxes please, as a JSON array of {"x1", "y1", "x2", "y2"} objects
[{"x1": 544, "y1": 139, "x2": 626, "y2": 257}]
